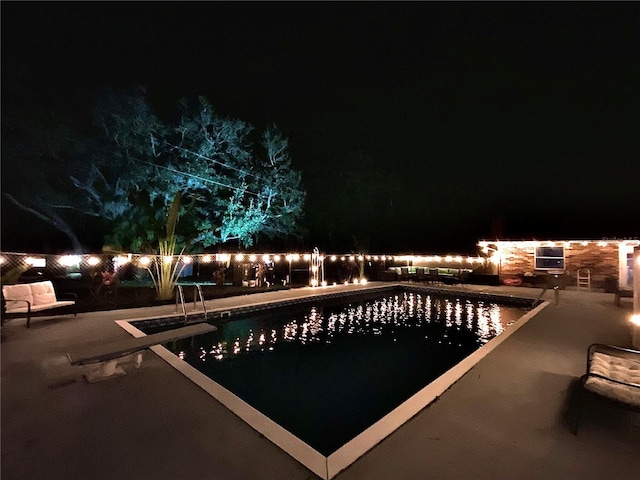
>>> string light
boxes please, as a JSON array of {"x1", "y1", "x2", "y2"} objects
[
  {"x1": 25, "y1": 256, "x2": 46, "y2": 267},
  {"x1": 4, "y1": 240, "x2": 637, "y2": 280},
  {"x1": 59, "y1": 255, "x2": 81, "y2": 267}
]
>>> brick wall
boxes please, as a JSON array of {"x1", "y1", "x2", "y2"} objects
[
  {"x1": 499, "y1": 245, "x2": 535, "y2": 276},
  {"x1": 497, "y1": 242, "x2": 620, "y2": 284},
  {"x1": 564, "y1": 244, "x2": 618, "y2": 279}
]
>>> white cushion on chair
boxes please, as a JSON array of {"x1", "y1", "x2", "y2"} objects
[{"x1": 584, "y1": 352, "x2": 640, "y2": 408}]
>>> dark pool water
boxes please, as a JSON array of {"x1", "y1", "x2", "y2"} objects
[{"x1": 137, "y1": 290, "x2": 531, "y2": 455}]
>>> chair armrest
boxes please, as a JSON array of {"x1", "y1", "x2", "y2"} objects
[
  {"x1": 4, "y1": 299, "x2": 31, "y2": 310},
  {"x1": 585, "y1": 372, "x2": 640, "y2": 390}
]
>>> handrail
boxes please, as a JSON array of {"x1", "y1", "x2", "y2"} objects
[
  {"x1": 175, "y1": 285, "x2": 188, "y2": 323},
  {"x1": 195, "y1": 284, "x2": 207, "y2": 321}
]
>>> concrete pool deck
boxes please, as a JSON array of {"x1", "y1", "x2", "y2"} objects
[{"x1": 2, "y1": 283, "x2": 638, "y2": 479}]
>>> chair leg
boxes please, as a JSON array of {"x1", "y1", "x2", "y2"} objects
[{"x1": 572, "y1": 381, "x2": 585, "y2": 435}]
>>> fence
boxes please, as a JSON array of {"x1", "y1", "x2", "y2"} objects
[{"x1": 0, "y1": 250, "x2": 496, "y2": 313}]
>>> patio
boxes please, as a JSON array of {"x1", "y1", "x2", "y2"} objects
[{"x1": 1, "y1": 283, "x2": 638, "y2": 479}]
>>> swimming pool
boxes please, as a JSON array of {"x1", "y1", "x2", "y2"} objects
[{"x1": 127, "y1": 286, "x2": 545, "y2": 478}]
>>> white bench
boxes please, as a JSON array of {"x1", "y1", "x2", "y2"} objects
[
  {"x1": 67, "y1": 322, "x2": 217, "y2": 382},
  {"x1": 2, "y1": 280, "x2": 77, "y2": 328},
  {"x1": 574, "y1": 343, "x2": 640, "y2": 433}
]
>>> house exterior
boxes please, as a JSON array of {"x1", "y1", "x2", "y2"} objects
[{"x1": 478, "y1": 239, "x2": 639, "y2": 290}]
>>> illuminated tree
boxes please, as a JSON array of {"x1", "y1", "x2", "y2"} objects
[{"x1": 74, "y1": 91, "x2": 305, "y2": 252}]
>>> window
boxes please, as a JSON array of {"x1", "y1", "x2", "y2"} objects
[{"x1": 535, "y1": 246, "x2": 564, "y2": 270}]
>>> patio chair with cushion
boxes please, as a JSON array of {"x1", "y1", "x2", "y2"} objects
[{"x1": 573, "y1": 343, "x2": 640, "y2": 434}]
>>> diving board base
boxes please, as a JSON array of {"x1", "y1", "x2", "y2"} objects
[{"x1": 84, "y1": 360, "x2": 126, "y2": 383}]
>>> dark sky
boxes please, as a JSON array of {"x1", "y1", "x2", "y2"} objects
[{"x1": 2, "y1": 2, "x2": 639, "y2": 254}]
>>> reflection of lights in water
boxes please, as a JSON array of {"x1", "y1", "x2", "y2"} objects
[
  {"x1": 476, "y1": 306, "x2": 491, "y2": 343},
  {"x1": 490, "y1": 304, "x2": 503, "y2": 336},
  {"x1": 211, "y1": 342, "x2": 224, "y2": 360},
  {"x1": 246, "y1": 330, "x2": 254, "y2": 351},
  {"x1": 407, "y1": 293, "x2": 415, "y2": 318},
  {"x1": 466, "y1": 302, "x2": 475, "y2": 330},
  {"x1": 415, "y1": 294, "x2": 424, "y2": 320},
  {"x1": 284, "y1": 321, "x2": 297, "y2": 341},
  {"x1": 425, "y1": 296, "x2": 432, "y2": 321},
  {"x1": 194, "y1": 292, "x2": 521, "y2": 361},
  {"x1": 454, "y1": 300, "x2": 463, "y2": 327},
  {"x1": 269, "y1": 329, "x2": 277, "y2": 350},
  {"x1": 307, "y1": 307, "x2": 323, "y2": 340},
  {"x1": 445, "y1": 299, "x2": 453, "y2": 327},
  {"x1": 178, "y1": 351, "x2": 186, "y2": 360}
]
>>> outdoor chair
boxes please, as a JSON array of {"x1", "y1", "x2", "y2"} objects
[
  {"x1": 428, "y1": 269, "x2": 441, "y2": 285},
  {"x1": 573, "y1": 343, "x2": 640, "y2": 434},
  {"x1": 415, "y1": 267, "x2": 426, "y2": 283},
  {"x1": 400, "y1": 267, "x2": 411, "y2": 282}
]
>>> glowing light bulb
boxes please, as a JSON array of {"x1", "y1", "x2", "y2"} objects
[
  {"x1": 58, "y1": 255, "x2": 80, "y2": 267},
  {"x1": 25, "y1": 257, "x2": 46, "y2": 267}
]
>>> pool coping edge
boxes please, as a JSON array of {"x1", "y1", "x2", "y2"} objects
[{"x1": 116, "y1": 293, "x2": 550, "y2": 480}]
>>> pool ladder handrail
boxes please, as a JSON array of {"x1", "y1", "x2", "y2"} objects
[{"x1": 175, "y1": 284, "x2": 208, "y2": 323}]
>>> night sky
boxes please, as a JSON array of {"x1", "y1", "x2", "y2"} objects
[{"x1": 2, "y1": 2, "x2": 639, "y2": 254}]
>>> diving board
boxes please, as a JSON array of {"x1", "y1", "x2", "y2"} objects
[{"x1": 67, "y1": 322, "x2": 216, "y2": 382}]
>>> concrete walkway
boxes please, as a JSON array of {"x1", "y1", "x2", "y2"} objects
[{"x1": 2, "y1": 283, "x2": 638, "y2": 480}]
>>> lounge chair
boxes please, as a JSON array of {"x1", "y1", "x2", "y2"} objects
[
  {"x1": 428, "y1": 268, "x2": 441, "y2": 285},
  {"x1": 400, "y1": 267, "x2": 411, "y2": 282},
  {"x1": 573, "y1": 343, "x2": 640, "y2": 434}
]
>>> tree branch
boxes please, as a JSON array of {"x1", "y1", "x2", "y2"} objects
[{"x1": 3, "y1": 192, "x2": 84, "y2": 252}]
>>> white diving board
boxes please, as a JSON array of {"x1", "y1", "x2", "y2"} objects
[{"x1": 67, "y1": 322, "x2": 216, "y2": 382}]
